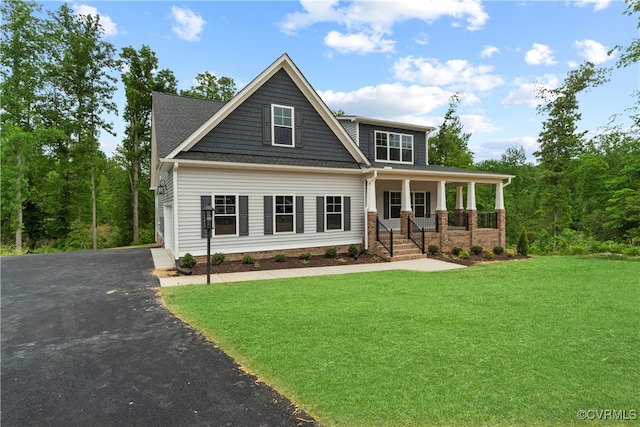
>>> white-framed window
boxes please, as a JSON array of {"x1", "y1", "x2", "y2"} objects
[
  {"x1": 389, "y1": 191, "x2": 402, "y2": 218},
  {"x1": 325, "y1": 196, "x2": 343, "y2": 231},
  {"x1": 274, "y1": 195, "x2": 295, "y2": 233},
  {"x1": 386, "y1": 191, "x2": 430, "y2": 218},
  {"x1": 214, "y1": 195, "x2": 238, "y2": 236},
  {"x1": 272, "y1": 105, "x2": 294, "y2": 147},
  {"x1": 375, "y1": 131, "x2": 413, "y2": 163}
]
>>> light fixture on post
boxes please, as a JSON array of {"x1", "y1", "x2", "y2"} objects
[
  {"x1": 157, "y1": 180, "x2": 166, "y2": 195},
  {"x1": 202, "y1": 203, "x2": 215, "y2": 284}
]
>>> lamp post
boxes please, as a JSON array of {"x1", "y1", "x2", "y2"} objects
[{"x1": 202, "y1": 203, "x2": 214, "y2": 284}]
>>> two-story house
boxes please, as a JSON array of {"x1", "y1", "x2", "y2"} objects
[{"x1": 151, "y1": 54, "x2": 514, "y2": 263}]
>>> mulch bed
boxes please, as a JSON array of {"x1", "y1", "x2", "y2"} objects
[{"x1": 169, "y1": 251, "x2": 528, "y2": 276}]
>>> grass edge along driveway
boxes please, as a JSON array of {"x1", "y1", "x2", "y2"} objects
[{"x1": 161, "y1": 257, "x2": 640, "y2": 427}]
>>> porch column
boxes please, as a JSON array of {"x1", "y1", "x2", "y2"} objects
[
  {"x1": 495, "y1": 180, "x2": 506, "y2": 247},
  {"x1": 366, "y1": 176, "x2": 378, "y2": 255},
  {"x1": 400, "y1": 179, "x2": 413, "y2": 236},
  {"x1": 495, "y1": 182, "x2": 504, "y2": 210},
  {"x1": 467, "y1": 182, "x2": 477, "y2": 248},
  {"x1": 435, "y1": 180, "x2": 449, "y2": 251},
  {"x1": 455, "y1": 186, "x2": 465, "y2": 227},
  {"x1": 466, "y1": 182, "x2": 477, "y2": 211}
]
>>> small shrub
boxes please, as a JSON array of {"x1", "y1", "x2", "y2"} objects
[
  {"x1": 471, "y1": 245, "x2": 483, "y2": 255},
  {"x1": 299, "y1": 252, "x2": 312, "y2": 261},
  {"x1": 451, "y1": 247, "x2": 463, "y2": 256},
  {"x1": 337, "y1": 258, "x2": 347, "y2": 264},
  {"x1": 301, "y1": 259, "x2": 309, "y2": 265},
  {"x1": 253, "y1": 261, "x2": 261, "y2": 269},
  {"x1": 274, "y1": 253, "x2": 287, "y2": 262},
  {"x1": 517, "y1": 229, "x2": 529, "y2": 256},
  {"x1": 372, "y1": 255, "x2": 382, "y2": 263},
  {"x1": 428, "y1": 245, "x2": 440, "y2": 255},
  {"x1": 325, "y1": 247, "x2": 337, "y2": 258},
  {"x1": 459, "y1": 250, "x2": 470, "y2": 259},
  {"x1": 505, "y1": 248, "x2": 516, "y2": 258},
  {"x1": 212, "y1": 252, "x2": 226, "y2": 265},
  {"x1": 242, "y1": 255, "x2": 256, "y2": 264},
  {"x1": 484, "y1": 250, "x2": 495, "y2": 260},
  {"x1": 348, "y1": 244, "x2": 359, "y2": 257},
  {"x1": 181, "y1": 253, "x2": 197, "y2": 268},
  {"x1": 493, "y1": 246, "x2": 504, "y2": 255}
]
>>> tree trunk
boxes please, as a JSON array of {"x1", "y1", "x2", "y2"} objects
[
  {"x1": 91, "y1": 161, "x2": 97, "y2": 250},
  {"x1": 132, "y1": 159, "x2": 139, "y2": 243},
  {"x1": 15, "y1": 146, "x2": 23, "y2": 252}
]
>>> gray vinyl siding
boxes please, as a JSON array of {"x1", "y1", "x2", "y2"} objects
[
  {"x1": 340, "y1": 120, "x2": 358, "y2": 144},
  {"x1": 175, "y1": 167, "x2": 365, "y2": 257},
  {"x1": 189, "y1": 69, "x2": 358, "y2": 165},
  {"x1": 358, "y1": 123, "x2": 428, "y2": 166}
]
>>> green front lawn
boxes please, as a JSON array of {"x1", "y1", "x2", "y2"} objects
[{"x1": 161, "y1": 257, "x2": 639, "y2": 426}]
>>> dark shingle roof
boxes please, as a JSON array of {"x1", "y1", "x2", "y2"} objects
[{"x1": 153, "y1": 91, "x2": 225, "y2": 158}]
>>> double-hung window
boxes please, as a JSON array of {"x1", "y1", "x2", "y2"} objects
[
  {"x1": 384, "y1": 191, "x2": 430, "y2": 218},
  {"x1": 273, "y1": 105, "x2": 294, "y2": 147},
  {"x1": 325, "y1": 196, "x2": 343, "y2": 231},
  {"x1": 375, "y1": 131, "x2": 413, "y2": 163},
  {"x1": 214, "y1": 195, "x2": 237, "y2": 235},
  {"x1": 275, "y1": 195, "x2": 294, "y2": 233}
]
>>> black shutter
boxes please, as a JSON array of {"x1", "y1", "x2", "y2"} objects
[
  {"x1": 263, "y1": 196, "x2": 273, "y2": 235},
  {"x1": 239, "y1": 196, "x2": 249, "y2": 236},
  {"x1": 316, "y1": 196, "x2": 324, "y2": 233},
  {"x1": 262, "y1": 106, "x2": 271, "y2": 145},
  {"x1": 344, "y1": 196, "x2": 351, "y2": 231},
  {"x1": 201, "y1": 195, "x2": 211, "y2": 238},
  {"x1": 296, "y1": 196, "x2": 304, "y2": 233},
  {"x1": 383, "y1": 191, "x2": 389, "y2": 220},
  {"x1": 426, "y1": 192, "x2": 431, "y2": 218},
  {"x1": 295, "y1": 110, "x2": 303, "y2": 147}
]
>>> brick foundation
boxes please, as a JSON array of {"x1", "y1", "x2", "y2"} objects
[{"x1": 399, "y1": 210, "x2": 414, "y2": 238}]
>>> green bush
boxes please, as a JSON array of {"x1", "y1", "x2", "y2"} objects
[
  {"x1": 517, "y1": 229, "x2": 529, "y2": 256},
  {"x1": 484, "y1": 250, "x2": 495, "y2": 260},
  {"x1": 505, "y1": 248, "x2": 516, "y2": 258},
  {"x1": 242, "y1": 255, "x2": 256, "y2": 264},
  {"x1": 428, "y1": 245, "x2": 440, "y2": 255},
  {"x1": 451, "y1": 247, "x2": 463, "y2": 256},
  {"x1": 181, "y1": 253, "x2": 197, "y2": 268},
  {"x1": 299, "y1": 252, "x2": 312, "y2": 261},
  {"x1": 274, "y1": 253, "x2": 287, "y2": 262},
  {"x1": 471, "y1": 245, "x2": 483, "y2": 255},
  {"x1": 493, "y1": 246, "x2": 504, "y2": 255},
  {"x1": 325, "y1": 247, "x2": 337, "y2": 258},
  {"x1": 212, "y1": 252, "x2": 225, "y2": 265},
  {"x1": 348, "y1": 244, "x2": 359, "y2": 257},
  {"x1": 459, "y1": 250, "x2": 470, "y2": 259}
]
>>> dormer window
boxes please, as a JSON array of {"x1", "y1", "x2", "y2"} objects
[
  {"x1": 375, "y1": 130, "x2": 413, "y2": 163},
  {"x1": 273, "y1": 105, "x2": 294, "y2": 147}
]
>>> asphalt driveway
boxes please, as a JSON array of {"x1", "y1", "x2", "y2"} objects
[{"x1": 1, "y1": 248, "x2": 318, "y2": 426}]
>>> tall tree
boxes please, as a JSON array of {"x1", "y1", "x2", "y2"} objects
[
  {"x1": 0, "y1": 0, "x2": 46, "y2": 252},
  {"x1": 534, "y1": 62, "x2": 609, "y2": 240},
  {"x1": 43, "y1": 4, "x2": 118, "y2": 249},
  {"x1": 614, "y1": 0, "x2": 640, "y2": 68},
  {"x1": 118, "y1": 45, "x2": 177, "y2": 243},
  {"x1": 180, "y1": 71, "x2": 236, "y2": 101},
  {"x1": 428, "y1": 93, "x2": 474, "y2": 168}
]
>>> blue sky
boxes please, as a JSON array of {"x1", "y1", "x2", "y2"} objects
[{"x1": 45, "y1": 0, "x2": 638, "y2": 162}]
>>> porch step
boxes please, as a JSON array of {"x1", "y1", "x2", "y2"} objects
[{"x1": 375, "y1": 237, "x2": 426, "y2": 261}]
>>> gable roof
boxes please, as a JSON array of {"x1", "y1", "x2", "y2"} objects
[
  {"x1": 338, "y1": 115, "x2": 436, "y2": 134},
  {"x1": 162, "y1": 53, "x2": 370, "y2": 166}
]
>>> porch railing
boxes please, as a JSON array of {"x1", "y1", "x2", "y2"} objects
[
  {"x1": 448, "y1": 211, "x2": 469, "y2": 230},
  {"x1": 407, "y1": 217, "x2": 425, "y2": 254},
  {"x1": 478, "y1": 212, "x2": 498, "y2": 229},
  {"x1": 412, "y1": 215, "x2": 437, "y2": 232},
  {"x1": 376, "y1": 216, "x2": 393, "y2": 257}
]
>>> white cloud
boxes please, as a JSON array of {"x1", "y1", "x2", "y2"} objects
[
  {"x1": 475, "y1": 136, "x2": 539, "y2": 162},
  {"x1": 280, "y1": 0, "x2": 489, "y2": 54},
  {"x1": 324, "y1": 30, "x2": 395, "y2": 54},
  {"x1": 318, "y1": 83, "x2": 453, "y2": 120},
  {"x1": 72, "y1": 4, "x2": 118, "y2": 36},
  {"x1": 502, "y1": 74, "x2": 560, "y2": 108},
  {"x1": 573, "y1": 0, "x2": 611, "y2": 11},
  {"x1": 171, "y1": 6, "x2": 206, "y2": 42},
  {"x1": 392, "y1": 56, "x2": 504, "y2": 92},
  {"x1": 574, "y1": 39, "x2": 615, "y2": 64},
  {"x1": 460, "y1": 114, "x2": 499, "y2": 134},
  {"x1": 480, "y1": 45, "x2": 499, "y2": 58},
  {"x1": 525, "y1": 43, "x2": 557, "y2": 66},
  {"x1": 414, "y1": 33, "x2": 429, "y2": 46}
]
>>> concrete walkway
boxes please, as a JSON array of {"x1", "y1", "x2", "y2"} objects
[{"x1": 151, "y1": 248, "x2": 465, "y2": 287}]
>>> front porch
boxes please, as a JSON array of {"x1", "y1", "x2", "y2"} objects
[{"x1": 365, "y1": 172, "x2": 509, "y2": 259}]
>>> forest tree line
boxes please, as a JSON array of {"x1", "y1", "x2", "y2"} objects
[{"x1": 1, "y1": 0, "x2": 638, "y2": 255}]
